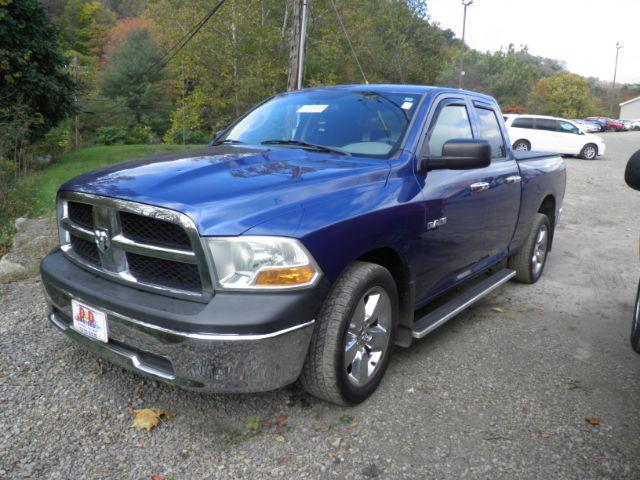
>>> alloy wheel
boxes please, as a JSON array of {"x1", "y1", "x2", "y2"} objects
[{"x1": 344, "y1": 287, "x2": 392, "y2": 386}]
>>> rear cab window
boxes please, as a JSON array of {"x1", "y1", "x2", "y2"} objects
[{"x1": 474, "y1": 103, "x2": 506, "y2": 158}]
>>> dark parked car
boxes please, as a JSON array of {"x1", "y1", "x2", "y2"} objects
[
  {"x1": 585, "y1": 117, "x2": 625, "y2": 132},
  {"x1": 582, "y1": 118, "x2": 606, "y2": 132},
  {"x1": 625, "y1": 150, "x2": 640, "y2": 353},
  {"x1": 40, "y1": 85, "x2": 567, "y2": 404}
]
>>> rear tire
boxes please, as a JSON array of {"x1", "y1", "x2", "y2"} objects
[
  {"x1": 509, "y1": 213, "x2": 551, "y2": 284},
  {"x1": 513, "y1": 140, "x2": 530, "y2": 151},
  {"x1": 580, "y1": 143, "x2": 598, "y2": 160},
  {"x1": 300, "y1": 261, "x2": 398, "y2": 405},
  {"x1": 631, "y1": 282, "x2": 640, "y2": 353}
]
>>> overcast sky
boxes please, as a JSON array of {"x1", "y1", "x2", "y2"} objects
[{"x1": 426, "y1": 0, "x2": 640, "y2": 84}]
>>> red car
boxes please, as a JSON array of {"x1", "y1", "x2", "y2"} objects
[{"x1": 585, "y1": 117, "x2": 625, "y2": 132}]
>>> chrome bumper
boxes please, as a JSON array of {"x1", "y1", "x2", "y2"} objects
[{"x1": 44, "y1": 286, "x2": 315, "y2": 393}]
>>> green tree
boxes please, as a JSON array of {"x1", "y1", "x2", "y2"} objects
[
  {"x1": 102, "y1": 27, "x2": 169, "y2": 134},
  {"x1": 528, "y1": 72, "x2": 596, "y2": 118},
  {"x1": 58, "y1": 0, "x2": 116, "y2": 58},
  {"x1": 0, "y1": 0, "x2": 75, "y2": 139}
]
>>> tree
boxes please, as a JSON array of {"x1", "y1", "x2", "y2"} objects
[
  {"x1": 0, "y1": 0, "x2": 75, "y2": 139},
  {"x1": 58, "y1": 0, "x2": 116, "y2": 58},
  {"x1": 528, "y1": 72, "x2": 596, "y2": 118},
  {"x1": 102, "y1": 26, "x2": 169, "y2": 134}
]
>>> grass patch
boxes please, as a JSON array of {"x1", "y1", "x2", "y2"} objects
[{"x1": 1, "y1": 144, "x2": 202, "y2": 256}]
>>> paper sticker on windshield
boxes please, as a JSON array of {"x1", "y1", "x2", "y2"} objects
[
  {"x1": 297, "y1": 104, "x2": 328, "y2": 113},
  {"x1": 401, "y1": 101, "x2": 414, "y2": 110}
]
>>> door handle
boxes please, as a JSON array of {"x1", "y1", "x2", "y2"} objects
[
  {"x1": 470, "y1": 182, "x2": 490, "y2": 193},
  {"x1": 505, "y1": 175, "x2": 522, "y2": 184}
]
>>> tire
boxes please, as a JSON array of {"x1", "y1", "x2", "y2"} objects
[
  {"x1": 631, "y1": 281, "x2": 640, "y2": 354},
  {"x1": 300, "y1": 261, "x2": 398, "y2": 405},
  {"x1": 580, "y1": 143, "x2": 598, "y2": 160},
  {"x1": 513, "y1": 139, "x2": 530, "y2": 152},
  {"x1": 508, "y1": 213, "x2": 551, "y2": 284}
]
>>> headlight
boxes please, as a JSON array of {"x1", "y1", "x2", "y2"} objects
[{"x1": 204, "y1": 236, "x2": 320, "y2": 289}]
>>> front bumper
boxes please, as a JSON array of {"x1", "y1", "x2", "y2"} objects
[{"x1": 41, "y1": 249, "x2": 327, "y2": 393}]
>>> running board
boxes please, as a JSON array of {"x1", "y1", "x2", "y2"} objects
[{"x1": 412, "y1": 269, "x2": 516, "y2": 339}]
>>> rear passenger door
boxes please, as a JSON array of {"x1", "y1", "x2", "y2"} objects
[{"x1": 471, "y1": 100, "x2": 521, "y2": 258}]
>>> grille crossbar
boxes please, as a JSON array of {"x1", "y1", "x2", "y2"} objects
[{"x1": 57, "y1": 193, "x2": 211, "y2": 300}]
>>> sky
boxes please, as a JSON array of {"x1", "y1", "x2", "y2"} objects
[{"x1": 426, "y1": 0, "x2": 640, "y2": 84}]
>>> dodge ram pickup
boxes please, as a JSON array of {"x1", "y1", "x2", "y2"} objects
[{"x1": 41, "y1": 85, "x2": 566, "y2": 405}]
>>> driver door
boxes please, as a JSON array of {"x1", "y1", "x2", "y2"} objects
[{"x1": 414, "y1": 96, "x2": 492, "y2": 302}]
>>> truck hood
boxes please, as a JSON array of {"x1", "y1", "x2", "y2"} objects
[{"x1": 61, "y1": 145, "x2": 391, "y2": 236}]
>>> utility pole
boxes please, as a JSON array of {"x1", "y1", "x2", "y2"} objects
[
  {"x1": 287, "y1": 0, "x2": 308, "y2": 91},
  {"x1": 609, "y1": 42, "x2": 623, "y2": 117},
  {"x1": 458, "y1": 0, "x2": 473, "y2": 89},
  {"x1": 73, "y1": 56, "x2": 79, "y2": 149}
]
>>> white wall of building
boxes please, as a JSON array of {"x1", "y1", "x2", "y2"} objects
[{"x1": 620, "y1": 97, "x2": 640, "y2": 119}]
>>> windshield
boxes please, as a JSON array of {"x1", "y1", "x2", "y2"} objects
[{"x1": 222, "y1": 89, "x2": 423, "y2": 157}]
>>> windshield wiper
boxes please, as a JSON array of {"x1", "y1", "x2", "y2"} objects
[
  {"x1": 261, "y1": 140, "x2": 350, "y2": 156},
  {"x1": 209, "y1": 138, "x2": 246, "y2": 146}
]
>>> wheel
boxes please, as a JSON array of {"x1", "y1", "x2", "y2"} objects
[
  {"x1": 580, "y1": 143, "x2": 598, "y2": 160},
  {"x1": 631, "y1": 281, "x2": 640, "y2": 353},
  {"x1": 300, "y1": 261, "x2": 398, "y2": 405},
  {"x1": 513, "y1": 140, "x2": 530, "y2": 151},
  {"x1": 508, "y1": 213, "x2": 551, "y2": 284}
]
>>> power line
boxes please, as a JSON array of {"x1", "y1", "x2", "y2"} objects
[
  {"x1": 328, "y1": 0, "x2": 368, "y2": 84},
  {"x1": 84, "y1": 1, "x2": 228, "y2": 117}
]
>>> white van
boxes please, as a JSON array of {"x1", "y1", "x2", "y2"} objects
[{"x1": 504, "y1": 114, "x2": 606, "y2": 160}]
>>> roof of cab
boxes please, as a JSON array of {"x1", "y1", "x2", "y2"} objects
[{"x1": 290, "y1": 84, "x2": 497, "y2": 102}]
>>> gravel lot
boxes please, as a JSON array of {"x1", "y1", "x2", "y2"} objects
[{"x1": 1, "y1": 133, "x2": 640, "y2": 479}]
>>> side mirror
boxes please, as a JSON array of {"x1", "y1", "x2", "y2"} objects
[
  {"x1": 208, "y1": 129, "x2": 225, "y2": 146},
  {"x1": 625, "y1": 150, "x2": 640, "y2": 191},
  {"x1": 420, "y1": 139, "x2": 492, "y2": 172}
]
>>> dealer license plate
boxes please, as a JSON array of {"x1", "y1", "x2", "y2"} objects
[{"x1": 71, "y1": 299, "x2": 108, "y2": 343}]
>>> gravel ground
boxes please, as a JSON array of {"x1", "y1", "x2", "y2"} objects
[{"x1": 1, "y1": 133, "x2": 640, "y2": 479}]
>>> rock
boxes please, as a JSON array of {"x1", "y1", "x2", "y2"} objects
[
  {"x1": 0, "y1": 257, "x2": 27, "y2": 283},
  {"x1": 1, "y1": 216, "x2": 57, "y2": 283},
  {"x1": 362, "y1": 463, "x2": 382, "y2": 478}
]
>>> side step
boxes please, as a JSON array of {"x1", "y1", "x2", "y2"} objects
[{"x1": 412, "y1": 268, "x2": 516, "y2": 339}]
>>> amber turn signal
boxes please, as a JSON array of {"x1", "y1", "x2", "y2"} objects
[{"x1": 255, "y1": 265, "x2": 316, "y2": 286}]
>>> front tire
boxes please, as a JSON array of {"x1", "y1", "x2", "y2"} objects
[
  {"x1": 509, "y1": 213, "x2": 551, "y2": 284},
  {"x1": 300, "y1": 261, "x2": 398, "y2": 405},
  {"x1": 631, "y1": 281, "x2": 640, "y2": 353}
]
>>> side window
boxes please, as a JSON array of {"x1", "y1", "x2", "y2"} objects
[
  {"x1": 427, "y1": 103, "x2": 473, "y2": 156},
  {"x1": 512, "y1": 117, "x2": 534, "y2": 129},
  {"x1": 537, "y1": 119, "x2": 558, "y2": 132},
  {"x1": 559, "y1": 121, "x2": 579, "y2": 134},
  {"x1": 475, "y1": 107, "x2": 506, "y2": 158}
]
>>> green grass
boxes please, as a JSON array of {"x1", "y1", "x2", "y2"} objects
[
  {"x1": 1, "y1": 144, "x2": 202, "y2": 256},
  {"x1": 31, "y1": 144, "x2": 201, "y2": 216}
]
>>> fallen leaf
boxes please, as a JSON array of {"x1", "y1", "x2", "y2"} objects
[
  {"x1": 260, "y1": 419, "x2": 271, "y2": 430},
  {"x1": 585, "y1": 416, "x2": 600, "y2": 426},
  {"x1": 275, "y1": 435, "x2": 286, "y2": 443},
  {"x1": 150, "y1": 475, "x2": 165, "y2": 480},
  {"x1": 131, "y1": 408, "x2": 175, "y2": 431},
  {"x1": 537, "y1": 431, "x2": 552, "y2": 438},
  {"x1": 338, "y1": 415, "x2": 354, "y2": 425},
  {"x1": 275, "y1": 414, "x2": 288, "y2": 425},
  {"x1": 491, "y1": 307, "x2": 505, "y2": 313},
  {"x1": 245, "y1": 415, "x2": 261, "y2": 432}
]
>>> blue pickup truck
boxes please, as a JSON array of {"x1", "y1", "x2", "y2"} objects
[{"x1": 41, "y1": 85, "x2": 566, "y2": 405}]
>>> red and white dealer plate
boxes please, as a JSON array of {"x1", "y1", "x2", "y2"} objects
[{"x1": 71, "y1": 299, "x2": 108, "y2": 343}]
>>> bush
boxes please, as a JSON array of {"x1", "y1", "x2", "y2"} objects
[
  {"x1": 36, "y1": 122, "x2": 71, "y2": 157},
  {"x1": 95, "y1": 126, "x2": 128, "y2": 145},
  {"x1": 126, "y1": 125, "x2": 159, "y2": 145},
  {"x1": 167, "y1": 128, "x2": 209, "y2": 145}
]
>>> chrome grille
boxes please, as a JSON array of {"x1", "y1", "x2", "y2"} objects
[{"x1": 57, "y1": 191, "x2": 213, "y2": 301}]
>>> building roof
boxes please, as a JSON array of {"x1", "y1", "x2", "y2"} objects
[{"x1": 619, "y1": 96, "x2": 640, "y2": 107}]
